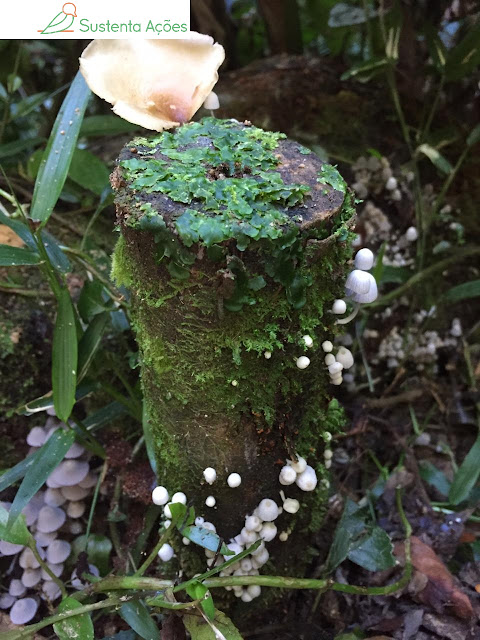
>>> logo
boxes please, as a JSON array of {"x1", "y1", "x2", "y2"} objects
[{"x1": 38, "y1": 2, "x2": 77, "y2": 34}]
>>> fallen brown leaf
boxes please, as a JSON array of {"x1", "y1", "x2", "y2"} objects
[
  {"x1": 0, "y1": 224, "x2": 24, "y2": 247},
  {"x1": 396, "y1": 536, "x2": 473, "y2": 619}
]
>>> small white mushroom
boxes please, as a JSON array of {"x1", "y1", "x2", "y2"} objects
[
  {"x1": 41, "y1": 581, "x2": 61, "y2": 601},
  {"x1": 296, "y1": 465, "x2": 318, "y2": 492},
  {"x1": 203, "y1": 468, "x2": 217, "y2": 485},
  {"x1": 34, "y1": 531, "x2": 57, "y2": 547},
  {"x1": 9, "y1": 597, "x2": 38, "y2": 625},
  {"x1": 336, "y1": 347, "x2": 354, "y2": 369},
  {"x1": 0, "y1": 541, "x2": 24, "y2": 556},
  {"x1": 302, "y1": 335, "x2": 313, "y2": 348},
  {"x1": 324, "y1": 449, "x2": 333, "y2": 460},
  {"x1": 9, "y1": 579, "x2": 26, "y2": 597},
  {"x1": 296, "y1": 356, "x2": 310, "y2": 370},
  {"x1": 345, "y1": 270, "x2": 371, "y2": 295},
  {"x1": 61, "y1": 485, "x2": 89, "y2": 501},
  {"x1": 287, "y1": 456, "x2": 307, "y2": 474},
  {"x1": 264, "y1": 351, "x2": 272, "y2": 359},
  {"x1": 158, "y1": 543, "x2": 174, "y2": 562},
  {"x1": 279, "y1": 465, "x2": 297, "y2": 485},
  {"x1": 21, "y1": 569, "x2": 41, "y2": 588},
  {"x1": 182, "y1": 537, "x2": 191, "y2": 545},
  {"x1": 328, "y1": 362, "x2": 343, "y2": 376},
  {"x1": 283, "y1": 498, "x2": 300, "y2": 514},
  {"x1": 332, "y1": 299, "x2": 347, "y2": 314},
  {"x1": 385, "y1": 176, "x2": 398, "y2": 191},
  {"x1": 226, "y1": 541, "x2": 244, "y2": 557},
  {"x1": 259, "y1": 522, "x2": 277, "y2": 542},
  {"x1": 324, "y1": 353, "x2": 336, "y2": 366},
  {"x1": 171, "y1": 492, "x2": 187, "y2": 505},
  {"x1": 67, "y1": 501, "x2": 86, "y2": 519},
  {"x1": 36, "y1": 505, "x2": 66, "y2": 533},
  {"x1": 44, "y1": 488, "x2": 66, "y2": 507},
  {"x1": 354, "y1": 248, "x2": 374, "y2": 271},
  {"x1": 241, "y1": 591, "x2": 253, "y2": 602},
  {"x1": 240, "y1": 558, "x2": 253, "y2": 572},
  {"x1": 47, "y1": 540, "x2": 71, "y2": 564},
  {"x1": 205, "y1": 496, "x2": 216, "y2": 508},
  {"x1": 240, "y1": 527, "x2": 258, "y2": 545},
  {"x1": 41, "y1": 563, "x2": 64, "y2": 580},
  {"x1": 349, "y1": 274, "x2": 378, "y2": 303},
  {"x1": 279, "y1": 531, "x2": 289, "y2": 542},
  {"x1": 203, "y1": 91, "x2": 220, "y2": 110},
  {"x1": 64, "y1": 442, "x2": 85, "y2": 459},
  {"x1": 247, "y1": 584, "x2": 261, "y2": 599},
  {"x1": 257, "y1": 499, "x2": 279, "y2": 522},
  {"x1": 227, "y1": 473, "x2": 241, "y2": 488},
  {"x1": 195, "y1": 516, "x2": 205, "y2": 526},
  {"x1": 78, "y1": 473, "x2": 98, "y2": 489},
  {"x1": 202, "y1": 521, "x2": 216, "y2": 533},
  {"x1": 0, "y1": 594, "x2": 16, "y2": 609},
  {"x1": 251, "y1": 547, "x2": 269, "y2": 568},
  {"x1": 245, "y1": 515, "x2": 261, "y2": 531},
  {"x1": 69, "y1": 521, "x2": 83, "y2": 535},
  {"x1": 330, "y1": 377, "x2": 343, "y2": 386},
  {"x1": 19, "y1": 547, "x2": 43, "y2": 570},
  {"x1": 405, "y1": 226, "x2": 418, "y2": 242},
  {"x1": 26, "y1": 427, "x2": 46, "y2": 447},
  {"x1": 322, "y1": 341, "x2": 333, "y2": 353},
  {"x1": 152, "y1": 486, "x2": 169, "y2": 506}
]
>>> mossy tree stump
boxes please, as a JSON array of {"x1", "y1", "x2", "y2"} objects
[{"x1": 111, "y1": 118, "x2": 354, "y2": 555}]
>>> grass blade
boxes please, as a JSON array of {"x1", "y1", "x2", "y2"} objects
[
  {"x1": 52, "y1": 288, "x2": 78, "y2": 422},
  {"x1": 449, "y1": 434, "x2": 480, "y2": 505},
  {"x1": 0, "y1": 244, "x2": 40, "y2": 266},
  {"x1": 8, "y1": 429, "x2": 75, "y2": 527},
  {"x1": 30, "y1": 72, "x2": 90, "y2": 225},
  {"x1": 77, "y1": 311, "x2": 109, "y2": 381}
]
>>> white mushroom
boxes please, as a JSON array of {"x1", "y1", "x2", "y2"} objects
[
  {"x1": 78, "y1": 473, "x2": 98, "y2": 489},
  {"x1": 336, "y1": 346, "x2": 354, "y2": 369},
  {"x1": 296, "y1": 356, "x2": 310, "y2": 370},
  {"x1": 34, "y1": 531, "x2": 57, "y2": 547},
  {"x1": 296, "y1": 465, "x2": 318, "y2": 492},
  {"x1": 44, "y1": 488, "x2": 66, "y2": 507},
  {"x1": 324, "y1": 353, "x2": 336, "y2": 366},
  {"x1": 47, "y1": 460, "x2": 89, "y2": 488},
  {"x1": 9, "y1": 597, "x2": 38, "y2": 625},
  {"x1": 259, "y1": 522, "x2": 277, "y2": 542},
  {"x1": 322, "y1": 341, "x2": 333, "y2": 353},
  {"x1": 79, "y1": 36, "x2": 225, "y2": 131},
  {"x1": 203, "y1": 468, "x2": 217, "y2": 485},
  {"x1": 61, "y1": 485, "x2": 89, "y2": 501},
  {"x1": 348, "y1": 274, "x2": 378, "y2": 303},
  {"x1": 205, "y1": 496, "x2": 216, "y2": 508},
  {"x1": 19, "y1": 547, "x2": 43, "y2": 570},
  {"x1": 279, "y1": 465, "x2": 297, "y2": 485},
  {"x1": 64, "y1": 442, "x2": 85, "y2": 459},
  {"x1": 257, "y1": 499, "x2": 279, "y2": 522},
  {"x1": 283, "y1": 498, "x2": 300, "y2": 514},
  {"x1": 247, "y1": 585, "x2": 261, "y2": 599},
  {"x1": 332, "y1": 299, "x2": 347, "y2": 314},
  {"x1": 21, "y1": 569, "x2": 41, "y2": 588},
  {"x1": 345, "y1": 270, "x2": 372, "y2": 295},
  {"x1": 203, "y1": 91, "x2": 220, "y2": 110},
  {"x1": 41, "y1": 563, "x2": 64, "y2": 580},
  {"x1": 0, "y1": 594, "x2": 16, "y2": 609},
  {"x1": 71, "y1": 564, "x2": 99, "y2": 589},
  {"x1": 385, "y1": 176, "x2": 398, "y2": 191},
  {"x1": 26, "y1": 427, "x2": 46, "y2": 447},
  {"x1": 328, "y1": 362, "x2": 343, "y2": 376},
  {"x1": 354, "y1": 248, "x2": 374, "y2": 271},
  {"x1": 227, "y1": 473, "x2": 241, "y2": 488},
  {"x1": 67, "y1": 501, "x2": 86, "y2": 519},
  {"x1": 9, "y1": 579, "x2": 26, "y2": 598},
  {"x1": 41, "y1": 580, "x2": 62, "y2": 601},
  {"x1": 0, "y1": 541, "x2": 24, "y2": 555},
  {"x1": 158, "y1": 543, "x2": 174, "y2": 562},
  {"x1": 47, "y1": 540, "x2": 71, "y2": 564},
  {"x1": 302, "y1": 335, "x2": 313, "y2": 348},
  {"x1": 240, "y1": 527, "x2": 258, "y2": 545},
  {"x1": 36, "y1": 505, "x2": 66, "y2": 533},
  {"x1": 245, "y1": 515, "x2": 261, "y2": 531},
  {"x1": 287, "y1": 456, "x2": 307, "y2": 474},
  {"x1": 152, "y1": 486, "x2": 169, "y2": 506},
  {"x1": 405, "y1": 226, "x2": 418, "y2": 242}
]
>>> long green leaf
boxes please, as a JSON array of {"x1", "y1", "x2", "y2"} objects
[
  {"x1": 30, "y1": 72, "x2": 90, "y2": 225},
  {"x1": 0, "y1": 244, "x2": 40, "y2": 266},
  {"x1": 52, "y1": 288, "x2": 78, "y2": 422},
  {"x1": 0, "y1": 451, "x2": 37, "y2": 493},
  {"x1": 444, "y1": 279, "x2": 480, "y2": 303},
  {"x1": 417, "y1": 143, "x2": 453, "y2": 175},
  {"x1": 449, "y1": 434, "x2": 480, "y2": 505},
  {"x1": 0, "y1": 136, "x2": 45, "y2": 160},
  {"x1": 69, "y1": 148, "x2": 111, "y2": 195},
  {"x1": 120, "y1": 601, "x2": 160, "y2": 640},
  {"x1": 53, "y1": 597, "x2": 94, "y2": 640},
  {"x1": 0, "y1": 506, "x2": 32, "y2": 546},
  {"x1": 77, "y1": 311, "x2": 109, "y2": 381},
  {"x1": 467, "y1": 124, "x2": 480, "y2": 148},
  {"x1": 8, "y1": 429, "x2": 75, "y2": 527}
]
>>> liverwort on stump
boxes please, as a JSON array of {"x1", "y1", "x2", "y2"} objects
[{"x1": 110, "y1": 116, "x2": 355, "y2": 556}]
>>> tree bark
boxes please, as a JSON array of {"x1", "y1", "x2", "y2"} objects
[{"x1": 110, "y1": 117, "x2": 354, "y2": 573}]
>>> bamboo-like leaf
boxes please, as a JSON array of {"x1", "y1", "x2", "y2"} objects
[
  {"x1": 120, "y1": 601, "x2": 160, "y2": 640},
  {"x1": 0, "y1": 506, "x2": 32, "y2": 546},
  {"x1": 30, "y1": 72, "x2": 90, "y2": 225},
  {"x1": 0, "y1": 244, "x2": 40, "y2": 266},
  {"x1": 77, "y1": 311, "x2": 109, "y2": 381},
  {"x1": 52, "y1": 288, "x2": 78, "y2": 422},
  {"x1": 417, "y1": 144, "x2": 453, "y2": 175},
  {"x1": 444, "y1": 279, "x2": 480, "y2": 303},
  {"x1": 467, "y1": 124, "x2": 480, "y2": 148},
  {"x1": 449, "y1": 434, "x2": 480, "y2": 505},
  {"x1": 7, "y1": 429, "x2": 75, "y2": 527}
]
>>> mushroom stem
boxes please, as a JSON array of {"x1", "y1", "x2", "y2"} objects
[{"x1": 335, "y1": 303, "x2": 360, "y2": 325}]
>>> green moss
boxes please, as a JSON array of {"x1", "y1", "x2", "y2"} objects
[{"x1": 110, "y1": 235, "x2": 133, "y2": 289}]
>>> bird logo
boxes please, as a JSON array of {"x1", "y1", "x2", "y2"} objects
[{"x1": 38, "y1": 3, "x2": 77, "y2": 34}]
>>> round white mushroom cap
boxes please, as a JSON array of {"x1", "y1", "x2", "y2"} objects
[
  {"x1": 36, "y1": 505, "x2": 66, "y2": 533},
  {"x1": 279, "y1": 465, "x2": 297, "y2": 485},
  {"x1": 78, "y1": 473, "x2": 98, "y2": 489},
  {"x1": 205, "y1": 496, "x2": 216, "y2": 508},
  {"x1": 336, "y1": 347, "x2": 354, "y2": 369},
  {"x1": 354, "y1": 248, "x2": 374, "y2": 271},
  {"x1": 385, "y1": 176, "x2": 398, "y2": 191},
  {"x1": 64, "y1": 442, "x2": 85, "y2": 459},
  {"x1": 257, "y1": 499, "x2": 279, "y2": 522},
  {"x1": 203, "y1": 467, "x2": 217, "y2": 485},
  {"x1": 34, "y1": 531, "x2": 57, "y2": 547},
  {"x1": 9, "y1": 597, "x2": 38, "y2": 625},
  {"x1": 0, "y1": 541, "x2": 24, "y2": 555},
  {"x1": 328, "y1": 362, "x2": 343, "y2": 376},
  {"x1": 227, "y1": 473, "x2": 241, "y2": 488},
  {"x1": 296, "y1": 465, "x2": 318, "y2": 492},
  {"x1": 259, "y1": 522, "x2": 277, "y2": 542},
  {"x1": 247, "y1": 584, "x2": 261, "y2": 599},
  {"x1": 9, "y1": 579, "x2": 27, "y2": 597},
  {"x1": 345, "y1": 270, "x2": 372, "y2": 295},
  {"x1": 245, "y1": 515, "x2": 261, "y2": 531},
  {"x1": 171, "y1": 492, "x2": 187, "y2": 505},
  {"x1": 251, "y1": 547, "x2": 269, "y2": 568},
  {"x1": 61, "y1": 485, "x2": 89, "y2": 501},
  {"x1": 41, "y1": 580, "x2": 62, "y2": 601},
  {"x1": 19, "y1": 547, "x2": 44, "y2": 570},
  {"x1": 21, "y1": 569, "x2": 41, "y2": 588},
  {"x1": 44, "y1": 488, "x2": 66, "y2": 507},
  {"x1": 0, "y1": 594, "x2": 16, "y2": 609},
  {"x1": 264, "y1": 351, "x2": 272, "y2": 359},
  {"x1": 322, "y1": 341, "x2": 333, "y2": 353},
  {"x1": 240, "y1": 527, "x2": 258, "y2": 545},
  {"x1": 296, "y1": 356, "x2": 310, "y2": 370},
  {"x1": 324, "y1": 353, "x2": 336, "y2": 366},
  {"x1": 332, "y1": 299, "x2": 347, "y2": 314},
  {"x1": 302, "y1": 335, "x2": 313, "y2": 348},
  {"x1": 47, "y1": 540, "x2": 71, "y2": 564},
  {"x1": 41, "y1": 562, "x2": 64, "y2": 580},
  {"x1": 283, "y1": 498, "x2": 300, "y2": 514},
  {"x1": 152, "y1": 486, "x2": 169, "y2": 506},
  {"x1": 348, "y1": 274, "x2": 378, "y2": 303},
  {"x1": 287, "y1": 456, "x2": 307, "y2": 474},
  {"x1": 47, "y1": 460, "x2": 89, "y2": 488},
  {"x1": 26, "y1": 427, "x2": 47, "y2": 447},
  {"x1": 203, "y1": 91, "x2": 220, "y2": 110},
  {"x1": 158, "y1": 543, "x2": 174, "y2": 562},
  {"x1": 405, "y1": 226, "x2": 418, "y2": 242},
  {"x1": 67, "y1": 501, "x2": 86, "y2": 519}
]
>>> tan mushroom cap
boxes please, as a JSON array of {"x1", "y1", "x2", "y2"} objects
[{"x1": 79, "y1": 34, "x2": 225, "y2": 132}]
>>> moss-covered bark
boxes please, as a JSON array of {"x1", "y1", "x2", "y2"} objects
[{"x1": 111, "y1": 118, "x2": 354, "y2": 554}]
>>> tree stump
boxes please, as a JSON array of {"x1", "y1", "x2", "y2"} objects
[{"x1": 111, "y1": 117, "x2": 354, "y2": 568}]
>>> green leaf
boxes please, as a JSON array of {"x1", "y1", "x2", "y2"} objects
[
  {"x1": 52, "y1": 288, "x2": 78, "y2": 422},
  {"x1": 467, "y1": 124, "x2": 480, "y2": 148},
  {"x1": 186, "y1": 581, "x2": 215, "y2": 621},
  {"x1": 0, "y1": 505, "x2": 32, "y2": 546},
  {"x1": 0, "y1": 451, "x2": 37, "y2": 493},
  {"x1": 71, "y1": 534, "x2": 112, "y2": 575},
  {"x1": 53, "y1": 597, "x2": 94, "y2": 640},
  {"x1": 78, "y1": 280, "x2": 109, "y2": 323},
  {"x1": 318, "y1": 163, "x2": 346, "y2": 193},
  {"x1": 417, "y1": 143, "x2": 453, "y2": 175},
  {"x1": 80, "y1": 115, "x2": 141, "y2": 137},
  {"x1": 180, "y1": 525, "x2": 232, "y2": 556},
  {"x1": 120, "y1": 601, "x2": 160, "y2": 640},
  {"x1": 327, "y1": 499, "x2": 370, "y2": 572},
  {"x1": 449, "y1": 433, "x2": 480, "y2": 505},
  {"x1": 444, "y1": 279, "x2": 480, "y2": 303},
  {"x1": 83, "y1": 401, "x2": 126, "y2": 432},
  {"x1": 30, "y1": 71, "x2": 90, "y2": 225},
  {"x1": 13, "y1": 92, "x2": 49, "y2": 119},
  {"x1": 0, "y1": 136, "x2": 45, "y2": 160},
  {"x1": 7, "y1": 428, "x2": 75, "y2": 527},
  {"x1": 419, "y1": 460, "x2": 451, "y2": 497},
  {"x1": 0, "y1": 244, "x2": 40, "y2": 266},
  {"x1": 425, "y1": 25, "x2": 447, "y2": 71},
  {"x1": 184, "y1": 609, "x2": 243, "y2": 640},
  {"x1": 445, "y1": 23, "x2": 480, "y2": 81},
  {"x1": 77, "y1": 312, "x2": 109, "y2": 381},
  {"x1": 69, "y1": 148, "x2": 111, "y2": 195},
  {"x1": 347, "y1": 526, "x2": 395, "y2": 571}
]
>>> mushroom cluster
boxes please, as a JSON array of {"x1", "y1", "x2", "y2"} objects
[
  {"x1": 351, "y1": 155, "x2": 404, "y2": 203},
  {"x1": 0, "y1": 414, "x2": 98, "y2": 624}
]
